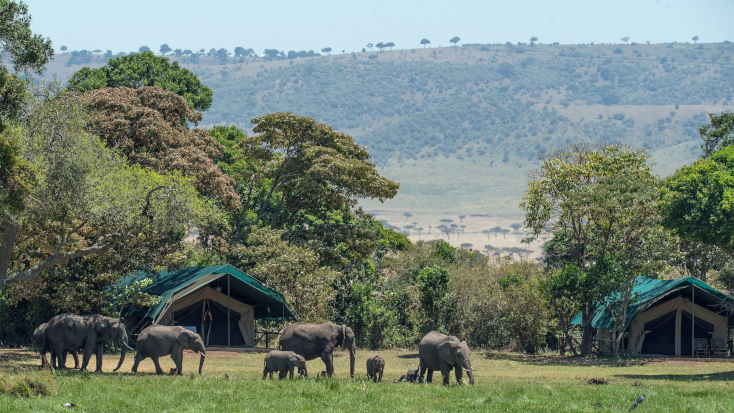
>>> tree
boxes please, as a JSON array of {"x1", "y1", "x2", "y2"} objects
[
  {"x1": 0, "y1": 0, "x2": 53, "y2": 132},
  {"x1": 498, "y1": 62, "x2": 515, "y2": 78},
  {"x1": 500, "y1": 229, "x2": 510, "y2": 239},
  {"x1": 366, "y1": 43, "x2": 373, "y2": 51},
  {"x1": 139, "y1": 46, "x2": 150, "y2": 52},
  {"x1": 692, "y1": 36, "x2": 699, "y2": 44},
  {"x1": 418, "y1": 266, "x2": 451, "y2": 329},
  {"x1": 404, "y1": 212, "x2": 412, "y2": 221},
  {"x1": 80, "y1": 86, "x2": 239, "y2": 211},
  {"x1": 522, "y1": 143, "x2": 672, "y2": 356},
  {"x1": 321, "y1": 47, "x2": 332, "y2": 56},
  {"x1": 0, "y1": 85, "x2": 216, "y2": 293},
  {"x1": 159, "y1": 43, "x2": 171, "y2": 55},
  {"x1": 183, "y1": 49, "x2": 192, "y2": 56},
  {"x1": 173, "y1": 49, "x2": 182, "y2": 57},
  {"x1": 368, "y1": 54, "x2": 378, "y2": 62},
  {"x1": 263, "y1": 49, "x2": 280, "y2": 59},
  {"x1": 460, "y1": 243, "x2": 473, "y2": 249},
  {"x1": 376, "y1": 42, "x2": 386, "y2": 52},
  {"x1": 415, "y1": 227, "x2": 424, "y2": 238},
  {"x1": 385, "y1": 42, "x2": 395, "y2": 51},
  {"x1": 510, "y1": 223, "x2": 522, "y2": 233},
  {"x1": 420, "y1": 38, "x2": 431, "y2": 48},
  {"x1": 60, "y1": 46, "x2": 67, "y2": 53},
  {"x1": 458, "y1": 215, "x2": 466, "y2": 223},
  {"x1": 240, "y1": 113, "x2": 399, "y2": 229},
  {"x1": 699, "y1": 112, "x2": 734, "y2": 158},
  {"x1": 439, "y1": 218, "x2": 453, "y2": 225},
  {"x1": 66, "y1": 51, "x2": 213, "y2": 112},
  {"x1": 450, "y1": 36, "x2": 460, "y2": 47},
  {"x1": 621, "y1": 37, "x2": 630, "y2": 44},
  {"x1": 216, "y1": 48, "x2": 228, "y2": 61},
  {"x1": 92, "y1": 49, "x2": 101, "y2": 55},
  {"x1": 482, "y1": 230, "x2": 491, "y2": 240},
  {"x1": 437, "y1": 224, "x2": 451, "y2": 239},
  {"x1": 530, "y1": 36, "x2": 538, "y2": 46}
]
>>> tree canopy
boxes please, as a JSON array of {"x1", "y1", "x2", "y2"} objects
[{"x1": 66, "y1": 51, "x2": 213, "y2": 112}]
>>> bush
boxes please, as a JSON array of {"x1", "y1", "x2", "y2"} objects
[{"x1": 0, "y1": 373, "x2": 57, "y2": 398}]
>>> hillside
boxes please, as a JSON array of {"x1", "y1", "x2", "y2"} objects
[{"x1": 38, "y1": 42, "x2": 734, "y2": 256}]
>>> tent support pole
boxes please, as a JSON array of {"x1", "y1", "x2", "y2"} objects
[
  {"x1": 692, "y1": 279, "x2": 695, "y2": 358},
  {"x1": 228, "y1": 271, "x2": 231, "y2": 347}
]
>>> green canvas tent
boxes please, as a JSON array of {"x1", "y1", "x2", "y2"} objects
[
  {"x1": 119, "y1": 265, "x2": 294, "y2": 347},
  {"x1": 571, "y1": 277, "x2": 734, "y2": 356}
]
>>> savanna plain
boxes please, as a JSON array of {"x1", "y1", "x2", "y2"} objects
[{"x1": 1, "y1": 348, "x2": 733, "y2": 412}]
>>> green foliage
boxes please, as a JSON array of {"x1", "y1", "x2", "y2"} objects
[
  {"x1": 417, "y1": 266, "x2": 451, "y2": 329},
  {"x1": 66, "y1": 51, "x2": 213, "y2": 111},
  {"x1": 431, "y1": 240, "x2": 456, "y2": 263},
  {"x1": 375, "y1": 226, "x2": 412, "y2": 256},
  {"x1": 0, "y1": 372, "x2": 56, "y2": 398},
  {"x1": 0, "y1": 127, "x2": 35, "y2": 214},
  {"x1": 699, "y1": 112, "x2": 734, "y2": 158}
]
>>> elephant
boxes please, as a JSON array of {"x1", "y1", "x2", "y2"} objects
[
  {"x1": 33, "y1": 322, "x2": 80, "y2": 369},
  {"x1": 131, "y1": 325, "x2": 206, "y2": 375},
  {"x1": 418, "y1": 331, "x2": 475, "y2": 385},
  {"x1": 42, "y1": 314, "x2": 133, "y2": 373},
  {"x1": 279, "y1": 322, "x2": 356, "y2": 378},
  {"x1": 262, "y1": 350, "x2": 306, "y2": 380},
  {"x1": 396, "y1": 367, "x2": 420, "y2": 383},
  {"x1": 366, "y1": 355, "x2": 385, "y2": 383}
]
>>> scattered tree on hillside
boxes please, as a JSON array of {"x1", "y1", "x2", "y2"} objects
[
  {"x1": 458, "y1": 214, "x2": 466, "y2": 223},
  {"x1": 183, "y1": 49, "x2": 192, "y2": 56},
  {"x1": 621, "y1": 37, "x2": 630, "y2": 45},
  {"x1": 234, "y1": 47, "x2": 254, "y2": 57},
  {"x1": 530, "y1": 36, "x2": 538, "y2": 46},
  {"x1": 500, "y1": 229, "x2": 510, "y2": 239},
  {"x1": 60, "y1": 45, "x2": 67, "y2": 53},
  {"x1": 139, "y1": 46, "x2": 150, "y2": 52},
  {"x1": 216, "y1": 48, "x2": 229, "y2": 61},
  {"x1": 415, "y1": 227, "x2": 424, "y2": 238},
  {"x1": 404, "y1": 212, "x2": 412, "y2": 221},
  {"x1": 437, "y1": 224, "x2": 451, "y2": 239},
  {"x1": 511, "y1": 223, "x2": 522, "y2": 233},
  {"x1": 92, "y1": 49, "x2": 102, "y2": 55},
  {"x1": 366, "y1": 43, "x2": 374, "y2": 51},
  {"x1": 482, "y1": 229, "x2": 491, "y2": 240},
  {"x1": 321, "y1": 47, "x2": 332, "y2": 56},
  {"x1": 420, "y1": 38, "x2": 431, "y2": 48},
  {"x1": 450, "y1": 36, "x2": 461, "y2": 47},
  {"x1": 461, "y1": 243, "x2": 473, "y2": 249},
  {"x1": 376, "y1": 42, "x2": 386, "y2": 52},
  {"x1": 386, "y1": 42, "x2": 395, "y2": 51},
  {"x1": 692, "y1": 36, "x2": 699, "y2": 44},
  {"x1": 66, "y1": 51, "x2": 214, "y2": 111},
  {"x1": 173, "y1": 49, "x2": 182, "y2": 57},
  {"x1": 368, "y1": 54, "x2": 378, "y2": 62},
  {"x1": 698, "y1": 112, "x2": 734, "y2": 158},
  {"x1": 159, "y1": 44, "x2": 171, "y2": 55}
]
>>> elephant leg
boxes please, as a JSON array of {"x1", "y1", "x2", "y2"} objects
[
  {"x1": 426, "y1": 370, "x2": 434, "y2": 384},
  {"x1": 54, "y1": 344, "x2": 68, "y2": 369},
  {"x1": 262, "y1": 366, "x2": 268, "y2": 380},
  {"x1": 80, "y1": 342, "x2": 94, "y2": 371},
  {"x1": 152, "y1": 357, "x2": 165, "y2": 375},
  {"x1": 72, "y1": 351, "x2": 80, "y2": 369},
  {"x1": 278, "y1": 370, "x2": 287, "y2": 380},
  {"x1": 95, "y1": 342, "x2": 104, "y2": 373},
  {"x1": 378, "y1": 368, "x2": 383, "y2": 383},
  {"x1": 132, "y1": 352, "x2": 145, "y2": 373},
  {"x1": 172, "y1": 352, "x2": 183, "y2": 375},
  {"x1": 418, "y1": 358, "x2": 426, "y2": 383},
  {"x1": 439, "y1": 361, "x2": 451, "y2": 385},
  {"x1": 454, "y1": 364, "x2": 464, "y2": 384},
  {"x1": 288, "y1": 365, "x2": 294, "y2": 380},
  {"x1": 321, "y1": 351, "x2": 334, "y2": 377}
]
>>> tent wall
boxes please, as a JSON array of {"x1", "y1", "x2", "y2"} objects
[
  {"x1": 158, "y1": 286, "x2": 255, "y2": 347},
  {"x1": 602, "y1": 296, "x2": 728, "y2": 356}
]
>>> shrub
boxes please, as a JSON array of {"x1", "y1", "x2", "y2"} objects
[{"x1": 0, "y1": 373, "x2": 57, "y2": 398}]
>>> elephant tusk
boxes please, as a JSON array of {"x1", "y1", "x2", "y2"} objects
[
  {"x1": 124, "y1": 343, "x2": 134, "y2": 351},
  {"x1": 462, "y1": 366, "x2": 471, "y2": 372},
  {"x1": 201, "y1": 353, "x2": 206, "y2": 357}
]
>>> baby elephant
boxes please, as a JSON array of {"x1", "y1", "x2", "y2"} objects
[
  {"x1": 366, "y1": 355, "x2": 385, "y2": 383},
  {"x1": 263, "y1": 350, "x2": 306, "y2": 380},
  {"x1": 396, "y1": 367, "x2": 420, "y2": 383},
  {"x1": 131, "y1": 325, "x2": 206, "y2": 375}
]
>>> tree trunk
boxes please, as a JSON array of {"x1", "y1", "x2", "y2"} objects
[
  {"x1": 580, "y1": 309, "x2": 594, "y2": 356},
  {"x1": 0, "y1": 216, "x2": 17, "y2": 293},
  {"x1": 555, "y1": 303, "x2": 578, "y2": 356}
]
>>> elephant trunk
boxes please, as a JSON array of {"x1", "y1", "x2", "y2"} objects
[
  {"x1": 113, "y1": 343, "x2": 127, "y2": 372},
  {"x1": 461, "y1": 359, "x2": 475, "y2": 385},
  {"x1": 199, "y1": 352, "x2": 206, "y2": 375}
]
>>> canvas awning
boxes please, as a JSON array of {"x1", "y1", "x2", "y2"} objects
[{"x1": 119, "y1": 265, "x2": 294, "y2": 321}]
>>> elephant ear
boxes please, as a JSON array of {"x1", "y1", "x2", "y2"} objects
[
  {"x1": 177, "y1": 331, "x2": 188, "y2": 346},
  {"x1": 438, "y1": 341, "x2": 457, "y2": 366},
  {"x1": 93, "y1": 317, "x2": 109, "y2": 334},
  {"x1": 289, "y1": 353, "x2": 300, "y2": 364}
]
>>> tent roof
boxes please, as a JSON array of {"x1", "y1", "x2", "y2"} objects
[
  {"x1": 119, "y1": 265, "x2": 294, "y2": 321},
  {"x1": 570, "y1": 277, "x2": 734, "y2": 330}
]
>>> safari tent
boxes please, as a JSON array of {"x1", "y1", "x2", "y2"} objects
[
  {"x1": 119, "y1": 265, "x2": 294, "y2": 347},
  {"x1": 571, "y1": 277, "x2": 734, "y2": 356}
]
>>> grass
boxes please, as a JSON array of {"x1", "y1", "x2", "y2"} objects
[{"x1": 1, "y1": 349, "x2": 733, "y2": 412}]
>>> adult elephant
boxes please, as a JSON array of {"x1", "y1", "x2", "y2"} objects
[
  {"x1": 33, "y1": 322, "x2": 79, "y2": 369},
  {"x1": 42, "y1": 314, "x2": 133, "y2": 372},
  {"x1": 131, "y1": 325, "x2": 206, "y2": 375},
  {"x1": 279, "y1": 322, "x2": 356, "y2": 378},
  {"x1": 418, "y1": 331, "x2": 475, "y2": 385}
]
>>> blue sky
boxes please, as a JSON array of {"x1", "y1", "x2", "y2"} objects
[{"x1": 26, "y1": 0, "x2": 734, "y2": 54}]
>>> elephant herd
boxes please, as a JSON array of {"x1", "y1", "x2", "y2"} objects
[{"x1": 33, "y1": 316, "x2": 475, "y2": 385}]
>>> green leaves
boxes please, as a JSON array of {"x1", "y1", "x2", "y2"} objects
[
  {"x1": 0, "y1": 127, "x2": 35, "y2": 214},
  {"x1": 66, "y1": 51, "x2": 213, "y2": 112}
]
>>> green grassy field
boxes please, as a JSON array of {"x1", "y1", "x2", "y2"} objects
[{"x1": 1, "y1": 348, "x2": 733, "y2": 412}]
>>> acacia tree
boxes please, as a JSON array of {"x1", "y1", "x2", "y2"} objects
[
  {"x1": 521, "y1": 143, "x2": 673, "y2": 356},
  {"x1": 420, "y1": 38, "x2": 431, "y2": 48},
  {"x1": 0, "y1": 86, "x2": 216, "y2": 293},
  {"x1": 321, "y1": 47, "x2": 332, "y2": 56},
  {"x1": 621, "y1": 37, "x2": 630, "y2": 44},
  {"x1": 530, "y1": 36, "x2": 538, "y2": 46},
  {"x1": 692, "y1": 36, "x2": 699, "y2": 43},
  {"x1": 450, "y1": 36, "x2": 461, "y2": 47}
]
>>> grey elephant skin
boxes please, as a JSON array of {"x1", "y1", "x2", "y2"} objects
[
  {"x1": 42, "y1": 314, "x2": 132, "y2": 372},
  {"x1": 279, "y1": 322, "x2": 356, "y2": 378},
  {"x1": 366, "y1": 355, "x2": 385, "y2": 382},
  {"x1": 262, "y1": 350, "x2": 306, "y2": 380},
  {"x1": 131, "y1": 325, "x2": 206, "y2": 375},
  {"x1": 396, "y1": 367, "x2": 420, "y2": 383},
  {"x1": 33, "y1": 322, "x2": 79, "y2": 369},
  {"x1": 418, "y1": 331, "x2": 475, "y2": 385}
]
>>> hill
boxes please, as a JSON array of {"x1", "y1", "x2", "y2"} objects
[{"x1": 37, "y1": 42, "x2": 734, "y2": 256}]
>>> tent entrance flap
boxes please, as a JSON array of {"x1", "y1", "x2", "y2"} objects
[
  {"x1": 640, "y1": 310, "x2": 677, "y2": 355},
  {"x1": 680, "y1": 310, "x2": 715, "y2": 357}
]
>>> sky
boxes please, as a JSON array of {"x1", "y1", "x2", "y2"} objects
[{"x1": 25, "y1": 0, "x2": 734, "y2": 55}]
